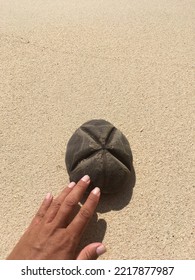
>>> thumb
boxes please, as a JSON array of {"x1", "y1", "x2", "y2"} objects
[{"x1": 76, "y1": 243, "x2": 106, "y2": 260}]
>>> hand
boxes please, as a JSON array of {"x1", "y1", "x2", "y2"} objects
[{"x1": 6, "y1": 175, "x2": 106, "y2": 260}]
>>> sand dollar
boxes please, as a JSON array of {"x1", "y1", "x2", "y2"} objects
[{"x1": 65, "y1": 119, "x2": 132, "y2": 193}]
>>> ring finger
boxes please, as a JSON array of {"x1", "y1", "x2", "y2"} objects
[
  {"x1": 53, "y1": 175, "x2": 91, "y2": 228},
  {"x1": 44, "y1": 181, "x2": 76, "y2": 223}
]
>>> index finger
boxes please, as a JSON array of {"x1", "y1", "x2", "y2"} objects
[{"x1": 66, "y1": 187, "x2": 100, "y2": 237}]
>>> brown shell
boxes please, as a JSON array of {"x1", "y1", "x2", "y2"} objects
[{"x1": 65, "y1": 119, "x2": 132, "y2": 193}]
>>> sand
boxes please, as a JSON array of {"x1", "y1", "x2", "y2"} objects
[{"x1": 0, "y1": 0, "x2": 194, "y2": 259}]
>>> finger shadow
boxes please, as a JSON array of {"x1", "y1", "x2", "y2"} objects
[
  {"x1": 82, "y1": 163, "x2": 136, "y2": 213},
  {"x1": 78, "y1": 162, "x2": 135, "y2": 249},
  {"x1": 77, "y1": 213, "x2": 107, "y2": 252},
  {"x1": 97, "y1": 163, "x2": 136, "y2": 213}
]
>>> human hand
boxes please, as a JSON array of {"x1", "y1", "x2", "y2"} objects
[{"x1": 6, "y1": 175, "x2": 106, "y2": 260}]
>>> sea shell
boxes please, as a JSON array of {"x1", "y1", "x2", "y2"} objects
[{"x1": 65, "y1": 119, "x2": 132, "y2": 193}]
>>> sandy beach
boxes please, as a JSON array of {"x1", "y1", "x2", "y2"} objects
[{"x1": 0, "y1": 0, "x2": 194, "y2": 259}]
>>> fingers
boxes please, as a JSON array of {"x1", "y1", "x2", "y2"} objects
[
  {"x1": 76, "y1": 243, "x2": 106, "y2": 260},
  {"x1": 54, "y1": 175, "x2": 91, "y2": 227},
  {"x1": 30, "y1": 193, "x2": 53, "y2": 226},
  {"x1": 44, "y1": 182, "x2": 76, "y2": 223},
  {"x1": 30, "y1": 175, "x2": 96, "y2": 231},
  {"x1": 66, "y1": 187, "x2": 100, "y2": 237}
]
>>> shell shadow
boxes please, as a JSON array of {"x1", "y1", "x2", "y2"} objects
[
  {"x1": 78, "y1": 164, "x2": 135, "y2": 250},
  {"x1": 96, "y1": 163, "x2": 135, "y2": 213},
  {"x1": 77, "y1": 213, "x2": 107, "y2": 254},
  {"x1": 78, "y1": 165, "x2": 136, "y2": 251},
  {"x1": 82, "y1": 163, "x2": 136, "y2": 213}
]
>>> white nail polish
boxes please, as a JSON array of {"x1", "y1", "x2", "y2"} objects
[
  {"x1": 92, "y1": 187, "x2": 100, "y2": 196},
  {"x1": 96, "y1": 244, "x2": 106, "y2": 256},
  {"x1": 45, "y1": 193, "x2": 52, "y2": 200},
  {"x1": 68, "y1": 182, "x2": 76, "y2": 188},
  {"x1": 81, "y1": 175, "x2": 90, "y2": 183}
]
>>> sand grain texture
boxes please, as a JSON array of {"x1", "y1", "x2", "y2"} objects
[{"x1": 0, "y1": 0, "x2": 194, "y2": 259}]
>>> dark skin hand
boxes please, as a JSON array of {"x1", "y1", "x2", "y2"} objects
[{"x1": 6, "y1": 175, "x2": 106, "y2": 260}]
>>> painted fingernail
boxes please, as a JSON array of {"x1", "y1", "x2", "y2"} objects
[
  {"x1": 92, "y1": 187, "x2": 100, "y2": 196},
  {"x1": 96, "y1": 244, "x2": 106, "y2": 256},
  {"x1": 45, "y1": 193, "x2": 52, "y2": 200},
  {"x1": 81, "y1": 175, "x2": 90, "y2": 183},
  {"x1": 68, "y1": 182, "x2": 76, "y2": 188}
]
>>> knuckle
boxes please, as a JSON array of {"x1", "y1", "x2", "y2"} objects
[
  {"x1": 35, "y1": 212, "x2": 44, "y2": 219},
  {"x1": 79, "y1": 207, "x2": 92, "y2": 220},
  {"x1": 36, "y1": 213, "x2": 44, "y2": 219},
  {"x1": 85, "y1": 250, "x2": 93, "y2": 260},
  {"x1": 65, "y1": 198, "x2": 77, "y2": 207},
  {"x1": 52, "y1": 199, "x2": 61, "y2": 208},
  {"x1": 48, "y1": 200, "x2": 61, "y2": 214}
]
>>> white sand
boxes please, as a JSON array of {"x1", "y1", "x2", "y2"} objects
[{"x1": 0, "y1": 0, "x2": 194, "y2": 259}]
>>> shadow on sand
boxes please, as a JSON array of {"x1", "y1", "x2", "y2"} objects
[{"x1": 78, "y1": 164, "x2": 136, "y2": 251}]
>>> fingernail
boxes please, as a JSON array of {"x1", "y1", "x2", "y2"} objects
[
  {"x1": 81, "y1": 175, "x2": 90, "y2": 183},
  {"x1": 96, "y1": 244, "x2": 106, "y2": 256},
  {"x1": 92, "y1": 187, "x2": 100, "y2": 196},
  {"x1": 68, "y1": 182, "x2": 76, "y2": 188},
  {"x1": 45, "y1": 193, "x2": 52, "y2": 200}
]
